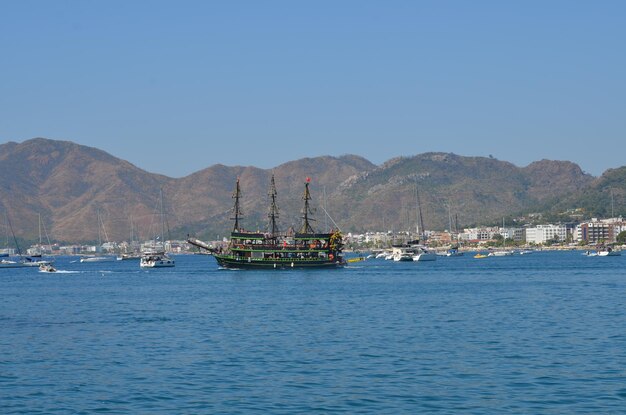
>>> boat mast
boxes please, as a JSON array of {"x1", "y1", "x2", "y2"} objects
[
  {"x1": 130, "y1": 214, "x2": 134, "y2": 244},
  {"x1": 230, "y1": 178, "x2": 243, "y2": 232},
  {"x1": 414, "y1": 181, "x2": 425, "y2": 241},
  {"x1": 267, "y1": 173, "x2": 279, "y2": 237},
  {"x1": 323, "y1": 186, "x2": 328, "y2": 232},
  {"x1": 299, "y1": 177, "x2": 315, "y2": 234},
  {"x1": 96, "y1": 207, "x2": 102, "y2": 247},
  {"x1": 6, "y1": 213, "x2": 22, "y2": 256},
  {"x1": 160, "y1": 189, "x2": 165, "y2": 250}
]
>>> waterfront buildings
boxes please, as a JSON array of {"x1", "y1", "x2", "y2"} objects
[{"x1": 525, "y1": 224, "x2": 568, "y2": 245}]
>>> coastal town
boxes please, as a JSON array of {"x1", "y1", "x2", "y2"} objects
[{"x1": 6, "y1": 215, "x2": 624, "y2": 258}]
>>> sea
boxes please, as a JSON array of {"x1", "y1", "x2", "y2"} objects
[{"x1": 1, "y1": 251, "x2": 625, "y2": 414}]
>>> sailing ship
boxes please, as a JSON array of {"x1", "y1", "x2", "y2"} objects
[{"x1": 189, "y1": 176, "x2": 344, "y2": 269}]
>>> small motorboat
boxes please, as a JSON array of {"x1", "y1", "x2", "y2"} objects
[
  {"x1": 347, "y1": 256, "x2": 366, "y2": 263},
  {"x1": 597, "y1": 246, "x2": 621, "y2": 257},
  {"x1": 474, "y1": 253, "x2": 488, "y2": 259},
  {"x1": 39, "y1": 263, "x2": 57, "y2": 272},
  {"x1": 80, "y1": 256, "x2": 115, "y2": 263}
]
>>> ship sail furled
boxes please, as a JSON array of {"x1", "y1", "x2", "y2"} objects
[
  {"x1": 267, "y1": 174, "x2": 279, "y2": 237},
  {"x1": 299, "y1": 177, "x2": 316, "y2": 234},
  {"x1": 231, "y1": 178, "x2": 243, "y2": 232}
]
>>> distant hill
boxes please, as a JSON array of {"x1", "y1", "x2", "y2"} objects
[
  {"x1": 545, "y1": 166, "x2": 626, "y2": 219},
  {"x1": 0, "y1": 138, "x2": 375, "y2": 242},
  {"x1": 325, "y1": 153, "x2": 594, "y2": 233},
  {"x1": 0, "y1": 137, "x2": 620, "y2": 243}
]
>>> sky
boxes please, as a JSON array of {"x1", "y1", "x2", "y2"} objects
[{"x1": 1, "y1": 1, "x2": 625, "y2": 177}]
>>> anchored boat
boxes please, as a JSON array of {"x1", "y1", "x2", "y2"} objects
[{"x1": 189, "y1": 176, "x2": 344, "y2": 269}]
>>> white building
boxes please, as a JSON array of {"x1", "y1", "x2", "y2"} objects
[
  {"x1": 525, "y1": 224, "x2": 567, "y2": 245},
  {"x1": 459, "y1": 227, "x2": 499, "y2": 242},
  {"x1": 499, "y1": 227, "x2": 525, "y2": 242}
]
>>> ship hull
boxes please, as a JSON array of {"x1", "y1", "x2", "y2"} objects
[{"x1": 214, "y1": 255, "x2": 344, "y2": 269}]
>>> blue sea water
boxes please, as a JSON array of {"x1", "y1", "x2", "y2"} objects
[{"x1": 1, "y1": 251, "x2": 626, "y2": 414}]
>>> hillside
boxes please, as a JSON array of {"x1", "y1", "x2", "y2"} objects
[
  {"x1": 326, "y1": 153, "x2": 594, "y2": 233},
  {"x1": 546, "y1": 166, "x2": 626, "y2": 219},
  {"x1": 0, "y1": 138, "x2": 375, "y2": 242},
  {"x1": 0, "y1": 138, "x2": 618, "y2": 243}
]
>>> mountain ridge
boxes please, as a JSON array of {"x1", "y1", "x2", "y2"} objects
[{"x1": 0, "y1": 138, "x2": 620, "y2": 243}]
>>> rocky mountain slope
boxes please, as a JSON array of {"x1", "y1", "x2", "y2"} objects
[{"x1": 1, "y1": 138, "x2": 618, "y2": 243}]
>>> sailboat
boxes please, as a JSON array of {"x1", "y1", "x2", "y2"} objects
[
  {"x1": 488, "y1": 217, "x2": 514, "y2": 256},
  {"x1": 140, "y1": 189, "x2": 175, "y2": 268},
  {"x1": 0, "y1": 212, "x2": 10, "y2": 257},
  {"x1": 411, "y1": 183, "x2": 436, "y2": 262},
  {"x1": 80, "y1": 208, "x2": 114, "y2": 262},
  {"x1": 27, "y1": 213, "x2": 55, "y2": 258},
  {"x1": 0, "y1": 211, "x2": 52, "y2": 268},
  {"x1": 117, "y1": 216, "x2": 141, "y2": 260},
  {"x1": 442, "y1": 204, "x2": 463, "y2": 257}
]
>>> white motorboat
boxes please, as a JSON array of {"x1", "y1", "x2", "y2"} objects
[
  {"x1": 597, "y1": 247, "x2": 621, "y2": 257},
  {"x1": 140, "y1": 252, "x2": 175, "y2": 268},
  {"x1": 117, "y1": 253, "x2": 142, "y2": 261},
  {"x1": 80, "y1": 256, "x2": 114, "y2": 263},
  {"x1": 488, "y1": 250, "x2": 514, "y2": 257},
  {"x1": 39, "y1": 263, "x2": 57, "y2": 272},
  {"x1": 391, "y1": 245, "x2": 415, "y2": 262},
  {"x1": 413, "y1": 246, "x2": 437, "y2": 261}
]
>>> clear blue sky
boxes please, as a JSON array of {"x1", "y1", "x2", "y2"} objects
[{"x1": 1, "y1": 1, "x2": 624, "y2": 177}]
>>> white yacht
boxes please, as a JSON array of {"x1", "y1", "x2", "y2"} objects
[
  {"x1": 140, "y1": 251, "x2": 175, "y2": 268},
  {"x1": 80, "y1": 256, "x2": 114, "y2": 263},
  {"x1": 412, "y1": 246, "x2": 437, "y2": 261},
  {"x1": 391, "y1": 245, "x2": 415, "y2": 261},
  {"x1": 488, "y1": 250, "x2": 514, "y2": 257}
]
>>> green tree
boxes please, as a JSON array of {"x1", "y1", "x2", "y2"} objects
[{"x1": 617, "y1": 231, "x2": 626, "y2": 244}]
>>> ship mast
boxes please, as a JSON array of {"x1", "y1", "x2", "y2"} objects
[
  {"x1": 230, "y1": 178, "x2": 243, "y2": 232},
  {"x1": 267, "y1": 173, "x2": 279, "y2": 237},
  {"x1": 299, "y1": 177, "x2": 315, "y2": 234},
  {"x1": 414, "y1": 181, "x2": 425, "y2": 241}
]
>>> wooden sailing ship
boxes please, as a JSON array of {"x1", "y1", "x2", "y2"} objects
[{"x1": 190, "y1": 176, "x2": 344, "y2": 269}]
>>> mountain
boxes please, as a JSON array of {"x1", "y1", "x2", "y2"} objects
[
  {"x1": 546, "y1": 166, "x2": 626, "y2": 219},
  {"x1": 0, "y1": 138, "x2": 616, "y2": 243},
  {"x1": 325, "y1": 153, "x2": 594, "y2": 233},
  {"x1": 0, "y1": 138, "x2": 174, "y2": 243},
  {"x1": 0, "y1": 138, "x2": 375, "y2": 242}
]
